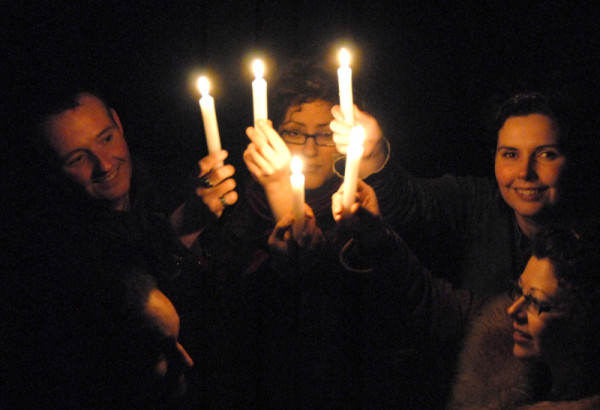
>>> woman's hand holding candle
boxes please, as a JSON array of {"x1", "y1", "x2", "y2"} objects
[
  {"x1": 268, "y1": 204, "x2": 324, "y2": 255},
  {"x1": 332, "y1": 179, "x2": 380, "y2": 222},
  {"x1": 244, "y1": 120, "x2": 293, "y2": 220},
  {"x1": 244, "y1": 120, "x2": 291, "y2": 179},
  {"x1": 332, "y1": 180, "x2": 389, "y2": 271},
  {"x1": 330, "y1": 105, "x2": 388, "y2": 178}
]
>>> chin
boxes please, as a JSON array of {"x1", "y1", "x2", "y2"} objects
[
  {"x1": 305, "y1": 178, "x2": 326, "y2": 190},
  {"x1": 511, "y1": 203, "x2": 547, "y2": 218},
  {"x1": 512, "y1": 344, "x2": 539, "y2": 359}
]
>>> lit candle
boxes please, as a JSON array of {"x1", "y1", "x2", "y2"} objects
[
  {"x1": 252, "y1": 59, "x2": 268, "y2": 128},
  {"x1": 337, "y1": 48, "x2": 353, "y2": 125},
  {"x1": 197, "y1": 76, "x2": 223, "y2": 168},
  {"x1": 290, "y1": 156, "x2": 305, "y2": 240},
  {"x1": 342, "y1": 126, "x2": 365, "y2": 213}
]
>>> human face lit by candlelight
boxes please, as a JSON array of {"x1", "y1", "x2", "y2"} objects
[
  {"x1": 44, "y1": 94, "x2": 133, "y2": 211},
  {"x1": 495, "y1": 114, "x2": 567, "y2": 235},
  {"x1": 279, "y1": 99, "x2": 338, "y2": 189},
  {"x1": 507, "y1": 256, "x2": 567, "y2": 361},
  {"x1": 145, "y1": 289, "x2": 194, "y2": 400}
]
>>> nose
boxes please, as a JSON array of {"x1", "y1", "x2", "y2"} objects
[
  {"x1": 303, "y1": 138, "x2": 318, "y2": 157},
  {"x1": 176, "y1": 343, "x2": 194, "y2": 369},
  {"x1": 518, "y1": 157, "x2": 538, "y2": 181},
  {"x1": 507, "y1": 295, "x2": 527, "y2": 317},
  {"x1": 90, "y1": 148, "x2": 113, "y2": 174}
]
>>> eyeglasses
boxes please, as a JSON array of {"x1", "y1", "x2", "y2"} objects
[
  {"x1": 508, "y1": 280, "x2": 556, "y2": 315},
  {"x1": 280, "y1": 130, "x2": 336, "y2": 146}
]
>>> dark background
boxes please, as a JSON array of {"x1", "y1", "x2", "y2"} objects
[
  {"x1": 2, "y1": 3, "x2": 600, "y2": 406},
  {"x1": 3, "y1": 0, "x2": 600, "y2": 204}
]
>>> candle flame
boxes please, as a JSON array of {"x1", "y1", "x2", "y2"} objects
[
  {"x1": 349, "y1": 125, "x2": 365, "y2": 146},
  {"x1": 197, "y1": 76, "x2": 210, "y2": 96},
  {"x1": 253, "y1": 59, "x2": 264, "y2": 79},
  {"x1": 291, "y1": 156, "x2": 303, "y2": 174},
  {"x1": 339, "y1": 48, "x2": 351, "y2": 67}
]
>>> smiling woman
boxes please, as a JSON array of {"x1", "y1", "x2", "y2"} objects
[
  {"x1": 338, "y1": 91, "x2": 592, "y2": 297},
  {"x1": 494, "y1": 96, "x2": 569, "y2": 238}
]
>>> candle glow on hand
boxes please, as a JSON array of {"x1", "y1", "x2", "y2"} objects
[
  {"x1": 197, "y1": 76, "x2": 223, "y2": 168},
  {"x1": 290, "y1": 156, "x2": 305, "y2": 240}
]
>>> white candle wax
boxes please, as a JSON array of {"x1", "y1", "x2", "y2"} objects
[
  {"x1": 252, "y1": 59, "x2": 268, "y2": 128},
  {"x1": 290, "y1": 156, "x2": 305, "y2": 240},
  {"x1": 197, "y1": 76, "x2": 223, "y2": 168},
  {"x1": 337, "y1": 48, "x2": 354, "y2": 125},
  {"x1": 342, "y1": 126, "x2": 365, "y2": 213}
]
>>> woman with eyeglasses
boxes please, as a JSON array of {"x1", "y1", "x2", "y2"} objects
[
  {"x1": 240, "y1": 59, "x2": 391, "y2": 235},
  {"x1": 449, "y1": 220, "x2": 600, "y2": 408},
  {"x1": 193, "y1": 60, "x2": 405, "y2": 408},
  {"x1": 326, "y1": 189, "x2": 600, "y2": 407}
]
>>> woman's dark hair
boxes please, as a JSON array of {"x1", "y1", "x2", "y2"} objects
[
  {"x1": 531, "y1": 219, "x2": 600, "y2": 360},
  {"x1": 532, "y1": 220, "x2": 600, "y2": 293},
  {"x1": 270, "y1": 60, "x2": 339, "y2": 130},
  {"x1": 493, "y1": 92, "x2": 561, "y2": 142}
]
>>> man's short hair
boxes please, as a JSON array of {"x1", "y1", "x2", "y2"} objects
[{"x1": 31, "y1": 87, "x2": 115, "y2": 165}]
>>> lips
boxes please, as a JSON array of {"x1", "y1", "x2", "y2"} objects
[
  {"x1": 304, "y1": 164, "x2": 322, "y2": 173},
  {"x1": 513, "y1": 187, "x2": 547, "y2": 200},
  {"x1": 93, "y1": 166, "x2": 119, "y2": 184},
  {"x1": 512, "y1": 327, "x2": 532, "y2": 344}
]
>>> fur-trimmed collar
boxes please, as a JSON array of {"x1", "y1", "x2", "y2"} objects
[{"x1": 448, "y1": 295, "x2": 548, "y2": 409}]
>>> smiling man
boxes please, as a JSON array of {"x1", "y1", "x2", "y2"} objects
[
  {"x1": 23, "y1": 88, "x2": 240, "y2": 407},
  {"x1": 43, "y1": 93, "x2": 133, "y2": 211},
  {"x1": 35, "y1": 89, "x2": 237, "y2": 248}
]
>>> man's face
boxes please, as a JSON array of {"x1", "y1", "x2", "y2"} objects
[
  {"x1": 144, "y1": 289, "x2": 194, "y2": 400},
  {"x1": 44, "y1": 94, "x2": 132, "y2": 211}
]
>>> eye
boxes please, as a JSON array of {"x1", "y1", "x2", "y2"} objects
[
  {"x1": 527, "y1": 294, "x2": 553, "y2": 314},
  {"x1": 500, "y1": 151, "x2": 516, "y2": 159},
  {"x1": 529, "y1": 296, "x2": 541, "y2": 309},
  {"x1": 315, "y1": 131, "x2": 334, "y2": 138},
  {"x1": 538, "y1": 150, "x2": 559, "y2": 160},
  {"x1": 102, "y1": 134, "x2": 114, "y2": 143},
  {"x1": 65, "y1": 154, "x2": 85, "y2": 167}
]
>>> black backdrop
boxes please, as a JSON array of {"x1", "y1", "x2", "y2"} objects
[{"x1": 4, "y1": 0, "x2": 600, "y2": 206}]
